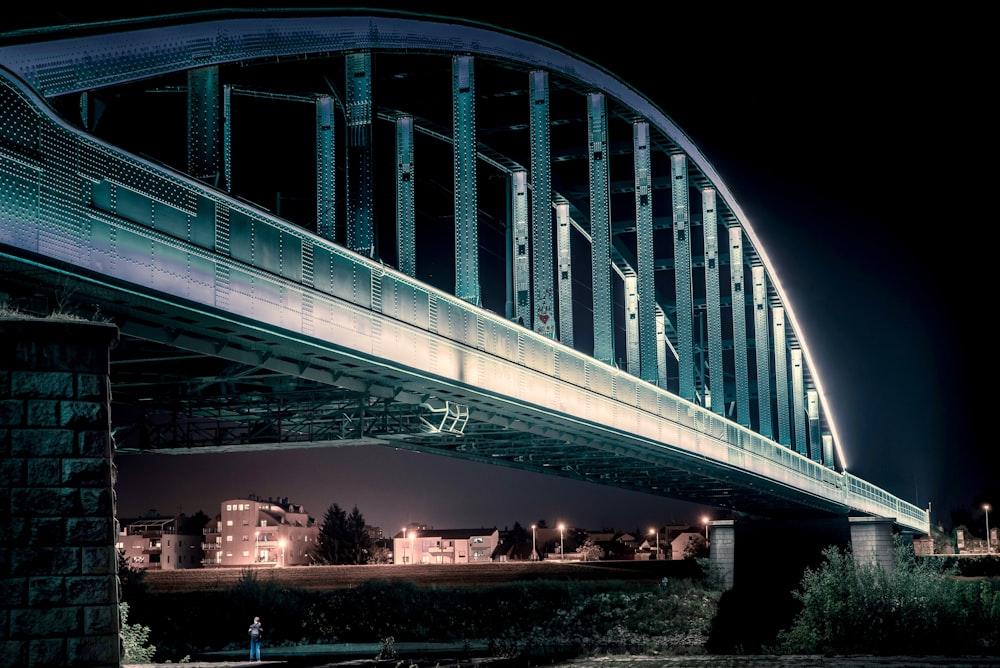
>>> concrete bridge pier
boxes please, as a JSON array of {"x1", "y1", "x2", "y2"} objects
[
  {"x1": 0, "y1": 318, "x2": 121, "y2": 667},
  {"x1": 849, "y1": 516, "x2": 897, "y2": 572},
  {"x1": 707, "y1": 514, "x2": 902, "y2": 593}
]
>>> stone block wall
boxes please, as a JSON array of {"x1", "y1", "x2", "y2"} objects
[{"x1": 0, "y1": 318, "x2": 121, "y2": 667}]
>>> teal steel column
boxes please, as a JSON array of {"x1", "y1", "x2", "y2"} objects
[
  {"x1": 529, "y1": 70, "x2": 554, "y2": 338},
  {"x1": 187, "y1": 66, "x2": 220, "y2": 186},
  {"x1": 822, "y1": 434, "x2": 834, "y2": 469},
  {"x1": 772, "y1": 306, "x2": 792, "y2": 446},
  {"x1": 556, "y1": 199, "x2": 574, "y2": 348},
  {"x1": 656, "y1": 312, "x2": 668, "y2": 388},
  {"x1": 222, "y1": 84, "x2": 232, "y2": 193},
  {"x1": 634, "y1": 122, "x2": 657, "y2": 385},
  {"x1": 672, "y1": 153, "x2": 694, "y2": 398},
  {"x1": 702, "y1": 188, "x2": 724, "y2": 415},
  {"x1": 791, "y1": 347, "x2": 807, "y2": 456},
  {"x1": 729, "y1": 226, "x2": 750, "y2": 427},
  {"x1": 625, "y1": 273, "x2": 639, "y2": 375},
  {"x1": 396, "y1": 114, "x2": 415, "y2": 277},
  {"x1": 316, "y1": 94, "x2": 336, "y2": 243},
  {"x1": 511, "y1": 169, "x2": 530, "y2": 326},
  {"x1": 752, "y1": 265, "x2": 773, "y2": 437},
  {"x1": 345, "y1": 51, "x2": 374, "y2": 257},
  {"x1": 588, "y1": 92, "x2": 613, "y2": 365},
  {"x1": 453, "y1": 55, "x2": 480, "y2": 305},
  {"x1": 807, "y1": 389, "x2": 821, "y2": 463}
]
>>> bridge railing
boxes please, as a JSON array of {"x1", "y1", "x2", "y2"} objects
[{"x1": 0, "y1": 68, "x2": 928, "y2": 535}]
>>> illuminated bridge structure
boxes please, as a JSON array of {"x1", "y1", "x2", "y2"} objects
[{"x1": 1, "y1": 9, "x2": 926, "y2": 585}]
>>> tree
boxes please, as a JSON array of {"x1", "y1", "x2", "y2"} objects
[
  {"x1": 345, "y1": 505, "x2": 373, "y2": 565},
  {"x1": 313, "y1": 503, "x2": 373, "y2": 565},
  {"x1": 312, "y1": 503, "x2": 348, "y2": 565},
  {"x1": 579, "y1": 538, "x2": 604, "y2": 561}
]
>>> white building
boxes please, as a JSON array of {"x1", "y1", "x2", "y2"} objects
[
  {"x1": 118, "y1": 516, "x2": 204, "y2": 570},
  {"x1": 393, "y1": 527, "x2": 499, "y2": 564},
  {"x1": 204, "y1": 495, "x2": 318, "y2": 567}
]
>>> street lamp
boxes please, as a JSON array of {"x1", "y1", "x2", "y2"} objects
[
  {"x1": 531, "y1": 524, "x2": 537, "y2": 561},
  {"x1": 701, "y1": 516, "x2": 709, "y2": 541},
  {"x1": 649, "y1": 528, "x2": 658, "y2": 559},
  {"x1": 279, "y1": 538, "x2": 286, "y2": 567},
  {"x1": 985, "y1": 504, "x2": 992, "y2": 555},
  {"x1": 558, "y1": 523, "x2": 565, "y2": 561}
]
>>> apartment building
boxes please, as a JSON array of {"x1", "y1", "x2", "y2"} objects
[
  {"x1": 118, "y1": 516, "x2": 205, "y2": 570},
  {"x1": 393, "y1": 527, "x2": 499, "y2": 564},
  {"x1": 203, "y1": 494, "x2": 318, "y2": 567}
]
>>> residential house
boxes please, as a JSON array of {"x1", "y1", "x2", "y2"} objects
[
  {"x1": 118, "y1": 515, "x2": 205, "y2": 570},
  {"x1": 394, "y1": 527, "x2": 499, "y2": 564},
  {"x1": 205, "y1": 495, "x2": 318, "y2": 567},
  {"x1": 669, "y1": 529, "x2": 705, "y2": 560}
]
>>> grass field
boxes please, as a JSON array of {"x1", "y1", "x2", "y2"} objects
[{"x1": 141, "y1": 559, "x2": 691, "y2": 593}]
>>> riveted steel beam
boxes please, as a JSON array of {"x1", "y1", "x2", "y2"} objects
[
  {"x1": 702, "y1": 188, "x2": 724, "y2": 416},
  {"x1": 753, "y1": 265, "x2": 773, "y2": 438},
  {"x1": 529, "y1": 70, "x2": 554, "y2": 338},
  {"x1": 588, "y1": 92, "x2": 614, "y2": 366},
  {"x1": 453, "y1": 55, "x2": 480, "y2": 305},
  {"x1": 316, "y1": 94, "x2": 336, "y2": 243},
  {"x1": 672, "y1": 153, "x2": 694, "y2": 399},
  {"x1": 345, "y1": 51, "x2": 374, "y2": 257},
  {"x1": 396, "y1": 114, "x2": 416, "y2": 277},
  {"x1": 729, "y1": 226, "x2": 750, "y2": 427}
]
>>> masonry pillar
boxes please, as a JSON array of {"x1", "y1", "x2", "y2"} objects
[
  {"x1": 849, "y1": 516, "x2": 896, "y2": 572},
  {"x1": 0, "y1": 318, "x2": 121, "y2": 667}
]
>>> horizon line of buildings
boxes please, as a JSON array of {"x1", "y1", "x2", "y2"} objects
[{"x1": 117, "y1": 495, "x2": 710, "y2": 570}]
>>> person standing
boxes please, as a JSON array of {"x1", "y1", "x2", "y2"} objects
[{"x1": 248, "y1": 616, "x2": 263, "y2": 661}]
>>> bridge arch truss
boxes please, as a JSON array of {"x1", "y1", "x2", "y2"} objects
[{"x1": 0, "y1": 10, "x2": 927, "y2": 533}]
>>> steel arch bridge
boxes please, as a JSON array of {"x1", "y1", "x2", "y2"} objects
[{"x1": 0, "y1": 9, "x2": 928, "y2": 534}]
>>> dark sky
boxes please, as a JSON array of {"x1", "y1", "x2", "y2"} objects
[{"x1": 8, "y1": 6, "x2": 986, "y2": 533}]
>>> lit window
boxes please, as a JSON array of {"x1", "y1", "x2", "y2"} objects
[{"x1": 226, "y1": 535, "x2": 233, "y2": 542}]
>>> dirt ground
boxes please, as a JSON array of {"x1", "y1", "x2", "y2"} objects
[{"x1": 141, "y1": 559, "x2": 684, "y2": 593}]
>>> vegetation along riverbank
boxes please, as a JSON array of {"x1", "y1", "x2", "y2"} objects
[{"x1": 122, "y1": 542, "x2": 1000, "y2": 664}]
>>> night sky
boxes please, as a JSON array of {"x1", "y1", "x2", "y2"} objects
[{"x1": 6, "y1": 6, "x2": 985, "y2": 534}]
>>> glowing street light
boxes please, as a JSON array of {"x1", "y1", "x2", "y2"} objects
[
  {"x1": 985, "y1": 504, "x2": 992, "y2": 554},
  {"x1": 279, "y1": 538, "x2": 286, "y2": 567},
  {"x1": 649, "y1": 528, "x2": 659, "y2": 560},
  {"x1": 531, "y1": 524, "x2": 537, "y2": 561},
  {"x1": 701, "y1": 516, "x2": 710, "y2": 541},
  {"x1": 558, "y1": 523, "x2": 565, "y2": 561}
]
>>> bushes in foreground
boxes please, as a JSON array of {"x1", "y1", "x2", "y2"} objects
[
  {"x1": 773, "y1": 540, "x2": 1000, "y2": 655},
  {"x1": 128, "y1": 568, "x2": 722, "y2": 662}
]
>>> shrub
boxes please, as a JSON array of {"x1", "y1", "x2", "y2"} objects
[
  {"x1": 773, "y1": 538, "x2": 1000, "y2": 655},
  {"x1": 121, "y1": 602, "x2": 156, "y2": 664}
]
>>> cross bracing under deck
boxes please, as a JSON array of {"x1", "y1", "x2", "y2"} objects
[{"x1": 0, "y1": 10, "x2": 927, "y2": 533}]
